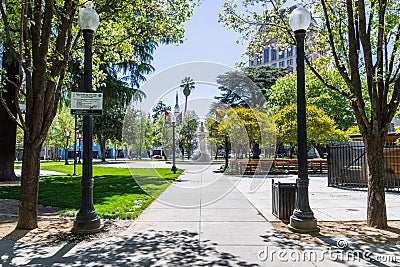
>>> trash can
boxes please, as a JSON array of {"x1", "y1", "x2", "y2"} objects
[{"x1": 272, "y1": 179, "x2": 297, "y2": 222}]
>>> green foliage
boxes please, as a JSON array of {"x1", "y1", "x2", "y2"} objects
[
  {"x1": 94, "y1": 107, "x2": 125, "y2": 144},
  {"x1": 44, "y1": 104, "x2": 75, "y2": 148},
  {"x1": 153, "y1": 113, "x2": 173, "y2": 154},
  {"x1": 274, "y1": 104, "x2": 347, "y2": 145},
  {"x1": 180, "y1": 76, "x2": 195, "y2": 95},
  {"x1": 152, "y1": 101, "x2": 171, "y2": 122},
  {"x1": 177, "y1": 110, "x2": 199, "y2": 155},
  {"x1": 219, "y1": 0, "x2": 400, "y2": 135},
  {"x1": 93, "y1": 68, "x2": 147, "y2": 156},
  {"x1": 123, "y1": 107, "x2": 153, "y2": 158},
  {"x1": 180, "y1": 76, "x2": 195, "y2": 113},
  {"x1": 215, "y1": 65, "x2": 290, "y2": 107},
  {"x1": 206, "y1": 107, "x2": 275, "y2": 157},
  {"x1": 269, "y1": 70, "x2": 357, "y2": 130},
  {"x1": 345, "y1": 125, "x2": 361, "y2": 136}
]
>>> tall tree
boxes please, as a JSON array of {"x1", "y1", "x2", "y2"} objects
[
  {"x1": 206, "y1": 116, "x2": 231, "y2": 165},
  {"x1": 215, "y1": 65, "x2": 290, "y2": 108},
  {"x1": 180, "y1": 76, "x2": 195, "y2": 113},
  {"x1": 0, "y1": 4, "x2": 22, "y2": 181},
  {"x1": 211, "y1": 107, "x2": 275, "y2": 160},
  {"x1": 94, "y1": 108, "x2": 125, "y2": 162},
  {"x1": 43, "y1": 104, "x2": 75, "y2": 155},
  {"x1": 93, "y1": 68, "x2": 145, "y2": 162},
  {"x1": 220, "y1": 0, "x2": 400, "y2": 228},
  {"x1": 123, "y1": 107, "x2": 152, "y2": 159},
  {"x1": 0, "y1": 51, "x2": 19, "y2": 181},
  {"x1": 177, "y1": 110, "x2": 199, "y2": 159},
  {"x1": 274, "y1": 104, "x2": 346, "y2": 146},
  {"x1": 269, "y1": 70, "x2": 357, "y2": 130},
  {"x1": 152, "y1": 101, "x2": 171, "y2": 122},
  {"x1": 0, "y1": 0, "x2": 196, "y2": 230}
]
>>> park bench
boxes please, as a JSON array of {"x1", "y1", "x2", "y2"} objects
[{"x1": 227, "y1": 158, "x2": 327, "y2": 175}]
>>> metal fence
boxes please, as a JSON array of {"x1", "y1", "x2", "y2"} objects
[{"x1": 327, "y1": 141, "x2": 400, "y2": 191}]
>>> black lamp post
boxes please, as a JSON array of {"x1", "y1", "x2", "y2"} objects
[
  {"x1": 72, "y1": 1, "x2": 101, "y2": 234},
  {"x1": 171, "y1": 115, "x2": 177, "y2": 174},
  {"x1": 288, "y1": 3, "x2": 318, "y2": 233},
  {"x1": 171, "y1": 92, "x2": 180, "y2": 174},
  {"x1": 64, "y1": 130, "x2": 70, "y2": 165}
]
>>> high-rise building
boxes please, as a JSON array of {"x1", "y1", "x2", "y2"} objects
[
  {"x1": 249, "y1": 6, "x2": 321, "y2": 70},
  {"x1": 249, "y1": 39, "x2": 296, "y2": 70}
]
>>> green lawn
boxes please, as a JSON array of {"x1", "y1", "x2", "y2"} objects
[{"x1": 0, "y1": 163, "x2": 182, "y2": 219}]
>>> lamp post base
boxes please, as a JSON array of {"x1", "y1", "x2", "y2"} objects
[
  {"x1": 171, "y1": 165, "x2": 177, "y2": 174},
  {"x1": 72, "y1": 216, "x2": 102, "y2": 234},
  {"x1": 288, "y1": 214, "x2": 319, "y2": 233}
]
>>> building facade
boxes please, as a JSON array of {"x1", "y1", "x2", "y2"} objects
[{"x1": 249, "y1": 39, "x2": 297, "y2": 70}]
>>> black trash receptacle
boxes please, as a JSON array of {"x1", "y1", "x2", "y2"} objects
[{"x1": 272, "y1": 179, "x2": 297, "y2": 222}]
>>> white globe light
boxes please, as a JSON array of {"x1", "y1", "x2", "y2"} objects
[
  {"x1": 289, "y1": 3, "x2": 311, "y2": 32},
  {"x1": 78, "y1": 1, "x2": 100, "y2": 32}
]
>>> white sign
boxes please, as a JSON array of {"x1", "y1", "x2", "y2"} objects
[{"x1": 71, "y1": 92, "x2": 103, "y2": 115}]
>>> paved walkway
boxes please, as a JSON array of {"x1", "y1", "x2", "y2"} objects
[
  {"x1": 1, "y1": 163, "x2": 400, "y2": 266},
  {"x1": 14, "y1": 169, "x2": 65, "y2": 177}
]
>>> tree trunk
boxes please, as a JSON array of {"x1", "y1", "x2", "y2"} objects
[
  {"x1": 99, "y1": 136, "x2": 106, "y2": 162},
  {"x1": 224, "y1": 139, "x2": 229, "y2": 171},
  {"x1": 0, "y1": 52, "x2": 19, "y2": 181},
  {"x1": 16, "y1": 142, "x2": 41, "y2": 229},
  {"x1": 184, "y1": 96, "x2": 188, "y2": 114},
  {"x1": 251, "y1": 142, "x2": 261, "y2": 159},
  {"x1": 365, "y1": 134, "x2": 388, "y2": 228},
  {"x1": 289, "y1": 143, "x2": 295, "y2": 159}
]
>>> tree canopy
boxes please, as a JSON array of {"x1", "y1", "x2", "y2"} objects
[
  {"x1": 207, "y1": 107, "x2": 275, "y2": 159},
  {"x1": 274, "y1": 104, "x2": 346, "y2": 145},
  {"x1": 215, "y1": 65, "x2": 290, "y2": 107},
  {"x1": 269, "y1": 70, "x2": 357, "y2": 130}
]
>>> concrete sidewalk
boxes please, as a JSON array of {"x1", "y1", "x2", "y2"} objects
[
  {"x1": 235, "y1": 173, "x2": 400, "y2": 222},
  {"x1": 1, "y1": 164, "x2": 400, "y2": 266}
]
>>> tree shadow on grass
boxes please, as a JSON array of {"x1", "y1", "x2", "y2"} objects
[
  {"x1": 0, "y1": 172, "x2": 179, "y2": 220},
  {"x1": 1, "y1": 229, "x2": 261, "y2": 267}
]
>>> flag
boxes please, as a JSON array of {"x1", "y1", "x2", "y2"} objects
[
  {"x1": 164, "y1": 109, "x2": 170, "y2": 124},
  {"x1": 176, "y1": 112, "x2": 183, "y2": 125},
  {"x1": 216, "y1": 110, "x2": 222, "y2": 123}
]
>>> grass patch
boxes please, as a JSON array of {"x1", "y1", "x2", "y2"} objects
[{"x1": 1, "y1": 164, "x2": 182, "y2": 220}]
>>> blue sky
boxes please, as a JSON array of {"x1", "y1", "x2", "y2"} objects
[
  {"x1": 148, "y1": 0, "x2": 247, "y2": 75},
  {"x1": 140, "y1": 1, "x2": 249, "y2": 118}
]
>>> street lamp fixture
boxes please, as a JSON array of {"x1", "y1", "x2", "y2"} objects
[
  {"x1": 64, "y1": 130, "x2": 70, "y2": 165},
  {"x1": 72, "y1": 1, "x2": 101, "y2": 234},
  {"x1": 288, "y1": 3, "x2": 318, "y2": 233}
]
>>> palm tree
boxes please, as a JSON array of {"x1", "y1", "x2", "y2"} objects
[{"x1": 180, "y1": 76, "x2": 195, "y2": 114}]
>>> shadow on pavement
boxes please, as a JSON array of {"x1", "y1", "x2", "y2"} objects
[{"x1": 1, "y1": 229, "x2": 261, "y2": 266}]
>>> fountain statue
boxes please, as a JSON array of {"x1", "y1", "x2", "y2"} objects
[{"x1": 192, "y1": 121, "x2": 211, "y2": 162}]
